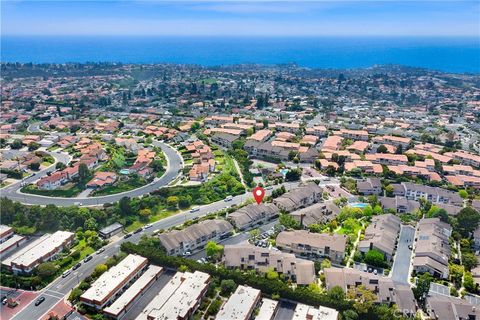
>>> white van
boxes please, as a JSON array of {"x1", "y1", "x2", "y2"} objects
[{"x1": 224, "y1": 195, "x2": 233, "y2": 202}]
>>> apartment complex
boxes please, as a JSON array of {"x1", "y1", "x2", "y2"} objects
[
  {"x1": 2, "y1": 231, "x2": 74, "y2": 274},
  {"x1": 137, "y1": 271, "x2": 210, "y2": 320},
  {"x1": 81, "y1": 254, "x2": 148, "y2": 309},
  {"x1": 224, "y1": 244, "x2": 315, "y2": 285},
  {"x1": 292, "y1": 303, "x2": 339, "y2": 320},
  {"x1": 289, "y1": 202, "x2": 340, "y2": 227},
  {"x1": 227, "y1": 203, "x2": 279, "y2": 230},
  {"x1": 276, "y1": 230, "x2": 347, "y2": 264},
  {"x1": 158, "y1": 219, "x2": 233, "y2": 256},
  {"x1": 273, "y1": 183, "x2": 323, "y2": 212},
  {"x1": 216, "y1": 285, "x2": 261, "y2": 320},
  {"x1": 358, "y1": 214, "x2": 401, "y2": 262},
  {"x1": 391, "y1": 182, "x2": 463, "y2": 206},
  {"x1": 413, "y1": 218, "x2": 452, "y2": 279},
  {"x1": 426, "y1": 293, "x2": 480, "y2": 320},
  {"x1": 324, "y1": 267, "x2": 416, "y2": 316},
  {"x1": 103, "y1": 265, "x2": 163, "y2": 319}
]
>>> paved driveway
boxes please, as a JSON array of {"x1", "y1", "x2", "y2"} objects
[{"x1": 391, "y1": 225, "x2": 415, "y2": 284}]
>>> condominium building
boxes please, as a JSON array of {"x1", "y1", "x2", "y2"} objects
[
  {"x1": 292, "y1": 303, "x2": 339, "y2": 320},
  {"x1": 413, "y1": 218, "x2": 452, "y2": 279},
  {"x1": 358, "y1": 214, "x2": 401, "y2": 262},
  {"x1": 273, "y1": 183, "x2": 323, "y2": 212},
  {"x1": 80, "y1": 254, "x2": 148, "y2": 309},
  {"x1": 2, "y1": 231, "x2": 74, "y2": 274},
  {"x1": 158, "y1": 219, "x2": 233, "y2": 256},
  {"x1": 276, "y1": 230, "x2": 347, "y2": 264},
  {"x1": 224, "y1": 244, "x2": 315, "y2": 285},
  {"x1": 227, "y1": 203, "x2": 279, "y2": 230},
  {"x1": 216, "y1": 285, "x2": 261, "y2": 320},
  {"x1": 137, "y1": 271, "x2": 210, "y2": 320}
]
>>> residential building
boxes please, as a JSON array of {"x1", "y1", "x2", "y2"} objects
[
  {"x1": 378, "y1": 196, "x2": 420, "y2": 214},
  {"x1": 425, "y1": 293, "x2": 480, "y2": 320},
  {"x1": 0, "y1": 234, "x2": 26, "y2": 258},
  {"x1": 87, "y1": 171, "x2": 117, "y2": 189},
  {"x1": 413, "y1": 218, "x2": 452, "y2": 279},
  {"x1": 227, "y1": 203, "x2": 279, "y2": 230},
  {"x1": 216, "y1": 285, "x2": 261, "y2": 320},
  {"x1": 255, "y1": 298, "x2": 278, "y2": 320},
  {"x1": 292, "y1": 303, "x2": 339, "y2": 320},
  {"x1": 276, "y1": 230, "x2": 347, "y2": 264},
  {"x1": 356, "y1": 178, "x2": 382, "y2": 195},
  {"x1": 224, "y1": 244, "x2": 315, "y2": 285},
  {"x1": 103, "y1": 266, "x2": 163, "y2": 319},
  {"x1": 358, "y1": 214, "x2": 401, "y2": 262},
  {"x1": 158, "y1": 219, "x2": 233, "y2": 256},
  {"x1": 99, "y1": 222, "x2": 124, "y2": 239},
  {"x1": 289, "y1": 202, "x2": 341, "y2": 227},
  {"x1": 137, "y1": 271, "x2": 211, "y2": 320},
  {"x1": 0, "y1": 225, "x2": 14, "y2": 242},
  {"x1": 80, "y1": 254, "x2": 148, "y2": 310},
  {"x1": 2, "y1": 231, "x2": 74, "y2": 274},
  {"x1": 210, "y1": 133, "x2": 239, "y2": 149},
  {"x1": 273, "y1": 183, "x2": 323, "y2": 212},
  {"x1": 324, "y1": 267, "x2": 416, "y2": 316}
]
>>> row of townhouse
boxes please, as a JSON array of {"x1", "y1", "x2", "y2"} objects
[
  {"x1": 365, "y1": 153, "x2": 408, "y2": 165},
  {"x1": 412, "y1": 218, "x2": 452, "y2": 279},
  {"x1": 391, "y1": 182, "x2": 464, "y2": 206},
  {"x1": 289, "y1": 202, "x2": 341, "y2": 227},
  {"x1": 358, "y1": 214, "x2": 401, "y2": 262},
  {"x1": 157, "y1": 219, "x2": 233, "y2": 256},
  {"x1": 372, "y1": 135, "x2": 412, "y2": 148},
  {"x1": 223, "y1": 244, "x2": 316, "y2": 285},
  {"x1": 244, "y1": 140, "x2": 290, "y2": 161},
  {"x1": 276, "y1": 230, "x2": 347, "y2": 264},
  {"x1": 272, "y1": 183, "x2": 323, "y2": 212},
  {"x1": 378, "y1": 196, "x2": 420, "y2": 214},
  {"x1": 336, "y1": 129, "x2": 369, "y2": 141},
  {"x1": 356, "y1": 178, "x2": 383, "y2": 195},
  {"x1": 227, "y1": 203, "x2": 280, "y2": 230},
  {"x1": 324, "y1": 267, "x2": 416, "y2": 316},
  {"x1": 445, "y1": 150, "x2": 480, "y2": 168},
  {"x1": 425, "y1": 293, "x2": 480, "y2": 320}
]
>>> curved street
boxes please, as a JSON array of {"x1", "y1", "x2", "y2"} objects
[{"x1": 0, "y1": 141, "x2": 183, "y2": 206}]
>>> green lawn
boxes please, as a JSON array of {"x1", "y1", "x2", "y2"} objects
[
  {"x1": 92, "y1": 176, "x2": 146, "y2": 196},
  {"x1": 72, "y1": 239, "x2": 95, "y2": 259},
  {"x1": 125, "y1": 208, "x2": 179, "y2": 232}
]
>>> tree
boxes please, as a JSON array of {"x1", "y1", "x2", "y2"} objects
[
  {"x1": 249, "y1": 228, "x2": 261, "y2": 241},
  {"x1": 92, "y1": 264, "x2": 108, "y2": 278},
  {"x1": 56, "y1": 162, "x2": 66, "y2": 170},
  {"x1": 28, "y1": 162, "x2": 40, "y2": 170},
  {"x1": 285, "y1": 168, "x2": 302, "y2": 181},
  {"x1": 28, "y1": 142, "x2": 40, "y2": 151},
  {"x1": 119, "y1": 197, "x2": 133, "y2": 216},
  {"x1": 139, "y1": 208, "x2": 152, "y2": 221},
  {"x1": 10, "y1": 139, "x2": 22, "y2": 150},
  {"x1": 266, "y1": 268, "x2": 279, "y2": 280},
  {"x1": 449, "y1": 264, "x2": 464, "y2": 286},
  {"x1": 166, "y1": 196, "x2": 179, "y2": 209},
  {"x1": 377, "y1": 145, "x2": 388, "y2": 153},
  {"x1": 385, "y1": 185, "x2": 394, "y2": 197},
  {"x1": 149, "y1": 159, "x2": 164, "y2": 172},
  {"x1": 455, "y1": 207, "x2": 480, "y2": 238},
  {"x1": 178, "y1": 195, "x2": 192, "y2": 209},
  {"x1": 321, "y1": 259, "x2": 332, "y2": 270},
  {"x1": 342, "y1": 310, "x2": 359, "y2": 320},
  {"x1": 464, "y1": 272, "x2": 477, "y2": 293},
  {"x1": 205, "y1": 241, "x2": 223, "y2": 260},
  {"x1": 412, "y1": 273, "x2": 432, "y2": 307},
  {"x1": 220, "y1": 279, "x2": 237, "y2": 296},
  {"x1": 347, "y1": 285, "x2": 377, "y2": 314},
  {"x1": 395, "y1": 144, "x2": 403, "y2": 154},
  {"x1": 463, "y1": 252, "x2": 478, "y2": 271},
  {"x1": 36, "y1": 262, "x2": 58, "y2": 279},
  {"x1": 327, "y1": 285, "x2": 345, "y2": 301},
  {"x1": 364, "y1": 249, "x2": 387, "y2": 268},
  {"x1": 279, "y1": 214, "x2": 300, "y2": 229},
  {"x1": 78, "y1": 163, "x2": 90, "y2": 182},
  {"x1": 458, "y1": 189, "x2": 468, "y2": 199}
]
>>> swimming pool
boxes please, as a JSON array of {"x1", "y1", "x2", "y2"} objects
[{"x1": 349, "y1": 203, "x2": 368, "y2": 209}]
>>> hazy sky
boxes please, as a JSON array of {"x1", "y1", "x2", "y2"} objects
[{"x1": 2, "y1": 1, "x2": 479, "y2": 36}]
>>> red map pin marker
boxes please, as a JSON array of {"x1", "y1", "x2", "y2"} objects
[{"x1": 253, "y1": 186, "x2": 265, "y2": 204}]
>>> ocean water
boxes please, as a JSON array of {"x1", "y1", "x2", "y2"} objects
[{"x1": 1, "y1": 36, "x2": 479, "y2": 73}]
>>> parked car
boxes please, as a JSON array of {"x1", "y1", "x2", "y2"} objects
[
  {"x1": 124, "y1": 233, "x2": 132, "y2": 239},
  {"x1": 96, "y1": 247, "x2": 105, "y2": 254},
  {"x1": 84, "y1": 255, "x2": 93, "y2": 263},
  {"x1": 144, "y1": 223, "x2": 153, "y2": 229},
  {"x1": 2, "y1": 296, "x2": 7, "y2": 305},
  {"x1": 408, "y1": 245, "x2": 413, "y2": 250},
  {"x1": 134, "y1": 227, "x2": 143, "y2": 234},
  {"x1": 62, "y1": 270, "x2": 71, "y2": 278},
  {"x1": 73, "y1": 263, "x2": 81, "y2": 270},
  {"x1": 190, "y1": 207, "x2": 200, "y2": 213},
  {"x1": 35, "y1": 297, "x2": 45, "y2": 306},
  {"x1": 224, "y1": 195, "x2": 233, "y2": 202}
]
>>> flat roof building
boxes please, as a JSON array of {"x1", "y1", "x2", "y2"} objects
[
  {"x1": 0, "y1": 234, "x2": 26, "y2": 258},
  {"x1": 99, "y1": 222, "x2": 124, "y2": 239},
  {"x1": 0, "y1": 225, "x2": 14, "y2": 242},
  {"x1": 216, "y1": 285, "x2": 261, "y2": 320},
  {"x1": 137, "y1": 270, "x2": 210, "y2": 320},
  {"x1": 103, "y1": 265, "x2": 163, "y2": 319},
  {"x1": 255, "y1": 298, "x2": 278, "y2": 320},
  {"x1": 292, "y1": 303, "x2": 339, "y2": 320},
  {"x1": 2, "y1": 231, "x2": 74, "y2": 274},
  {"x1": 81, "y1": 254, "x2": 148, "y2": 309}
]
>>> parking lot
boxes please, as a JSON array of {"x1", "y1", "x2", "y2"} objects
[{"x1": 0, "y1": 287, "x2": 38, "y2": 320}]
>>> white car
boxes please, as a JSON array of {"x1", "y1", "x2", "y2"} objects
[
  {"x1": 224, "y1": 195, "x2": 233, "y2": 202},
  {"x1": 144, "y1": 223, "x2": 153, "y2": 229},
  {"x1": 190, "y1": 207, "x2": 200, "y2": 213}
]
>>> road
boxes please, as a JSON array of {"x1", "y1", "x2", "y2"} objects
[
  {"x1": 0, "y1": 141, "x2": 182, "y2": 206},
  {"x1": 391, "y1": 225, "x2": 415, "y2": 284},
  {"x1": 9, "y1": 183, "x2": 298, "y2": 320}
]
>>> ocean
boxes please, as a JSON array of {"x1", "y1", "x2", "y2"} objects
[{"x1": 1, "y1": 36, "x2": 479, "y2": 73}]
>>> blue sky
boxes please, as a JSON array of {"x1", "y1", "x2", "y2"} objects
[{"x1": 2, "y1": 1, "x2": 479, "y2": 36}]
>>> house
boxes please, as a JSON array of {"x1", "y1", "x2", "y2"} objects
[
  {"x1": 413, "y1": 218, "x2": 452, "y2": 279},
  {"x1": 358, "y1": 214, "x2": 401, "y2": 262},
  {"x1": 224, "y1": 244, "x2": 315, "y2": 285},
  {"x1": 227, "y1": 203, "x2": 279, "y2": 230},
  {"x1": 158, "y1": 220, "x2": 233, "y2": 256},
  {"x1": 36, "y1": 171, "x2": 69, "y2": 190},
  {"x1": 87, "y1": 171, "x2": 117, "y2": 189},
  {"x1": 289, "y1": 202, "x2": 341, "y2": 227},
  {"x1": 276, "y1": 230, "x2": 347, "y2": 263},
  {"x1": 378, "y1": 196, "x2": 420, "y2": 214},
  {"x1": 425, "y1": 293, "x2": 480, "y2": 320},
  {"x1": 273, "y1": 183, "x2": 323, "y2": 212},
  {"x1": 247, "y1": 129, "x2": 272, "y2": 142}
]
